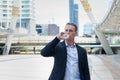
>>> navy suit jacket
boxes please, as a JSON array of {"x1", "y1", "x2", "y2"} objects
[{"x1": 41, "y1": 37, "x2": 90, "y2": 80}]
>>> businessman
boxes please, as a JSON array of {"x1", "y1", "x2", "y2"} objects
[{"x1": 41, "y1": 22, "x2": 90, "y2": 80}]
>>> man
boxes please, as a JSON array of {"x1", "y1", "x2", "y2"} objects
[{"x1": 41, "y1": 22, "x2": 90, "y2": 80}]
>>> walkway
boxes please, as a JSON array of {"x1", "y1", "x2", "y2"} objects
[
  {"x1": 88, "y1": 54, "x2": 120, "y2": 80},
  {"x1": 0, "y1": 54, "x2": 120, "y2": 80}
]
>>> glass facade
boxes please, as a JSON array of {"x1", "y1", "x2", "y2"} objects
[
  {"x1": 69, "y1": 0, "x2": 79, "y2": 28},
  {"x1": 83, "y1": 23, "x2": 93, "y2": 35},
  {"x1": 73, "y1": 4, "x2": 79, "y2": 28},
  {"x1": 0, "y1": 0, "x2": 34, "y2": 29},
  {"x1": 17, "y1": 0, "x2": 34, "y2": 29},
  {"x1": 0, "y1": 0, "x2": 13, "y2": 29}
]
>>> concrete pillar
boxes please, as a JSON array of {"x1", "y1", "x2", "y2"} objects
[
  {"x1": 94, "y1": 28, "x2": 114, "y2": 55},
  {"x1": 28, "y1": 19, "x2": 37, "y2": 35},
  {"x1": 2, "y1": 35, "x2": 13, "y2": 55},
  {"x1": 2, "y1": 0, "x2": 20, "y2": 55}
]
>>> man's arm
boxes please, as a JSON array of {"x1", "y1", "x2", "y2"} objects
[
  {"x1": 41, "y1": 37, "x2": 60, "y2": 57},
  {"x1": 41, "y1": 32, "x2": 66, "y2": 57}
]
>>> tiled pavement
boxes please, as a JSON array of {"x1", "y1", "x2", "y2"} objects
[
  {"x1": 0, "y1": 54, "x2": 120, "y2": 80},
  {"x1": 88, "y1": 54, "x2": 120, "y2": 80}
]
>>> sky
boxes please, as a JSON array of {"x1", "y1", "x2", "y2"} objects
[{"x1": 34, "y1": 0, "x2": 113, "y2": 35}]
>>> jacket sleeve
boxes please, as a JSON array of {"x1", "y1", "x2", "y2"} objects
[{"x1": 40, "y1": 37, "x2": 60, "y2": 57}]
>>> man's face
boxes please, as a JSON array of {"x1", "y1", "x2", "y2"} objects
[{"x1": 64, "y1": 24, "x2": 77, "y2": 40}]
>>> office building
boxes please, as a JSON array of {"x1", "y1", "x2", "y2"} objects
[
  {"x1": 69, "y1": 0, "x2": 79, "y2": 28},
  {"x1": 36, "y1": 24, "x2": 59, "y2": 36},
  {"x1": 36, "y1": 24, "x2": 42, "y2": 34},
  {"x1": 17, "y1": 0, "x2": 34, "y2": 29},
  {"x1": 0, "y1": 0, "x2": 13, "y2": 29},
  {"x1": 83, "y1": 23, "x2": 93, "y2": 36},
  {"x1": 48, "y1": 24, "x2": 59, "y2": 36},
  {"x1": 0, "y1": 0, "x2": 34, "y2": 30}
]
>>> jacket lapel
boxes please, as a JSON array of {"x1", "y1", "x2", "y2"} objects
[
  {"x1": 76, "y1": 45, "x2": 83, "y2": 72},
  {"x1": 61, "y1": 41, "x2": 67, "y2": 59}
]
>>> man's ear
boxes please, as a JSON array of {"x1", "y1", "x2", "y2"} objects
[{"x1": 75, "y1": 31, "x2": 78, "y2": 36}]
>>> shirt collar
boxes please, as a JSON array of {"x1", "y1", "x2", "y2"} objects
[{"x1": 65, "y1": 40, "x2": 76, "y2": 47}]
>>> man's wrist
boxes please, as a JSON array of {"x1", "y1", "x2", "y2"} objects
[{"x1": 57, "y1": 34, "x2": 61, "y2": 40}]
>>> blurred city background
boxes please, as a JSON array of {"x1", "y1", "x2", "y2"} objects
[
  {"x1": 0, "y1": 0, "x2": 120, "y2": 80},
  {"x1": 0, "y1": 0, "x2": 120, "y2": 55}
]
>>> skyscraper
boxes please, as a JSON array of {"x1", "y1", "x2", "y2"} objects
[
  {"x1": 83, "y1": 23, "x2": 93, "y2": 36},
  {"x1": 69, "y1": 0, "x2": 79, "y2": 28},
  {"x1": 17, "y1": 0, "x2": 34, "y2": 29},
  {"x1": 0, "y1": 0, "x2": 34, "y2": 30},
  {"x1": 0, "y1": 0, "x2": 13, "y2": 29}
]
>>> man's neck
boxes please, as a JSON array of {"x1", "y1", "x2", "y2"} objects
[{"x1": 65, "y1": 40, "x2": 74, "y2": 46}]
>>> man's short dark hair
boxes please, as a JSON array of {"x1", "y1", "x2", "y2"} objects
[{"x1": 66, "y1": 22, "x2": 78, "y2": 31}]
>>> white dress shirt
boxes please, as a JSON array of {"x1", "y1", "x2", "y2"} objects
[{"x1": 64, "y1": 41, "x2": 80, "y2": 80}]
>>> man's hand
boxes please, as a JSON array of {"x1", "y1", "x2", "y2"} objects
[
  {"x1": 57, "y1": 32, "x2": 65, "y2": 40},
  {"x1": 57, "y1": 32, "x2": 69, "y2": 40}
]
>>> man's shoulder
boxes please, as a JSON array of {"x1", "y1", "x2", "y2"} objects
[
  {"x1": 57, "y1": 40, "x2": 65, "y2": 46},
  {"x1": 76, "y1": 44, "x2": 86, "y2": 51}
]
